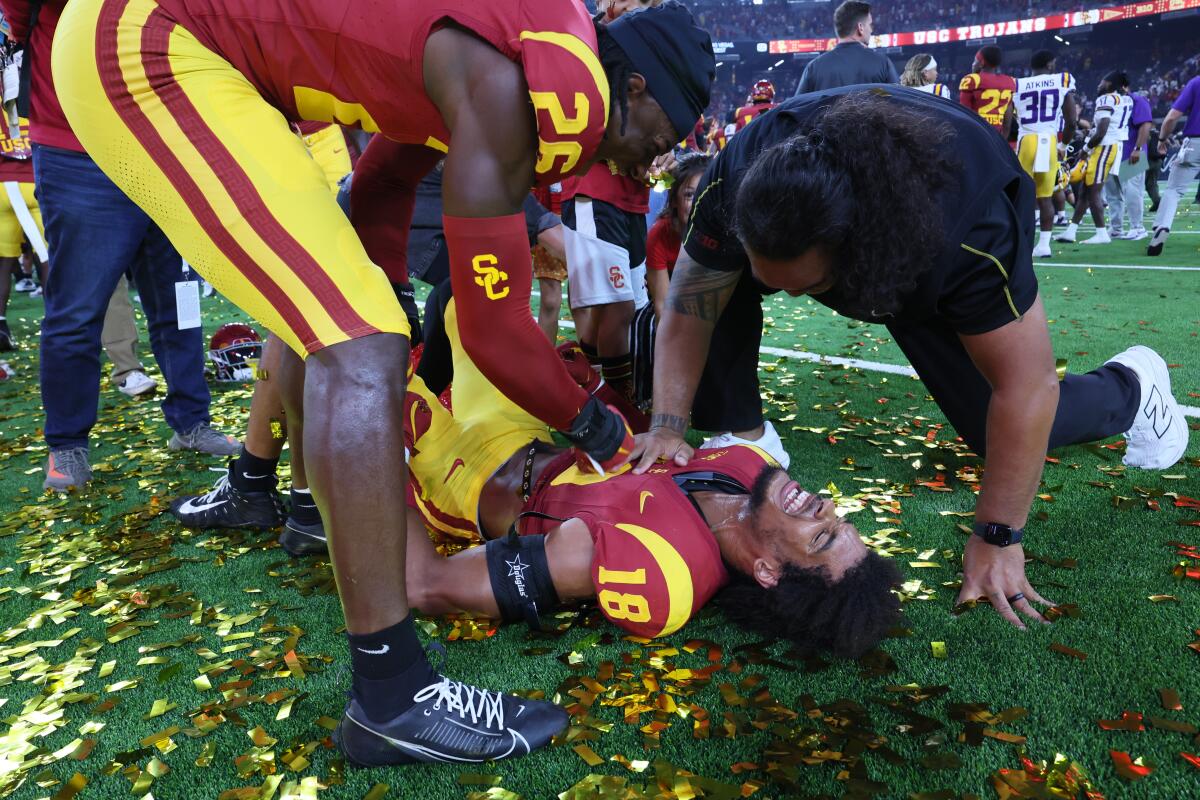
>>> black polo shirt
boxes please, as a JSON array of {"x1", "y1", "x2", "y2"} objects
[
  {"x1": 795, "y1": 42, "x2": 899, "y2": 94},
  {"x1": 683, "y1": 85, "x2": 1038, "y2": 335}
]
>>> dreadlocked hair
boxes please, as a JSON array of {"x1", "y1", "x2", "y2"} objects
[
  {"x1": 733, "y1": 91, "x2": 955, "y2": 316},
  {"x1": 594, "y1": 21, "x2": 635, "y2": 137},
  {"x1": 716, "y1": 551, "x2": 903, "y2": 659}
]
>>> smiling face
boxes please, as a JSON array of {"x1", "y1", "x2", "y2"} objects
[
  {"x1": 746, "y1": 244, "x2": 837, "y2": 297},
  {"x1": 602, "y1": 74, "x2": 678, "y2": 182},
  {"x1": 744, "y1": 467, "x2": 869, "y2": 583}
]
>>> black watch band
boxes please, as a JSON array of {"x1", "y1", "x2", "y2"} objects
[{"x1": 973, "y1": 521, "x2": 1024, "y2": 547}]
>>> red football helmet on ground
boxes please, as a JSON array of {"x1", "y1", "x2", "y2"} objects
[
  {"x1": 750, "y1": 79, "x2": 775, "y2": 103},
  {"x1": 208, "y1": 322, "x2": 263, "y2": 382}
]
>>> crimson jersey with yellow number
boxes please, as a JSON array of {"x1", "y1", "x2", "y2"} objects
[
  {"x1": 521, "y1": 445, "x2": 779, "y2": 638},
  {"x1": 734, "y1": 101, "x2": 774, "y2": 131},
  {"x1": 958, "y1": 72, "x2": 1016, "y2": 134},
  {"x1": 151, "y1": 0, "x2": 610, "y2": 185}
]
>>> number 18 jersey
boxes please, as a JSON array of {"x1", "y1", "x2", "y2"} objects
[{"x1": 1014, "y1": 72, "x2": 1075, "y2": 137}]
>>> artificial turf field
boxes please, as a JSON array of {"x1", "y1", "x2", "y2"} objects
[{"x1": 0, "y1": 200, "x2": 1198, "y2": 800}]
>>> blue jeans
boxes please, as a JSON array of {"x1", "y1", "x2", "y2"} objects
[{"x1": 35, "y1": 144, "x2": 211, "y2": 450}]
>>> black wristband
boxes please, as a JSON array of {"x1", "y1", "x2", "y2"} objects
[{"x1": 564, "y1": 395, "x2": 625, "y2": 462}]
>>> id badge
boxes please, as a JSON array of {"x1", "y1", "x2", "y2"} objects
[{"x1": 175, "y1": 280, "x2": 202, "y2": 330}]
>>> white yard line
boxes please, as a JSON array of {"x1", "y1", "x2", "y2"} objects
[{"x1": 1038, "y1": 261, "x2": 1200, "y2": 271}]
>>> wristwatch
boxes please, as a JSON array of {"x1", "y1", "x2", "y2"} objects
[{"x1": 973, "y1": 521, "x2": 1024, "y2": 547}]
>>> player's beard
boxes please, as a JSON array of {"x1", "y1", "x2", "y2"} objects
[{"x1": 748, "y1": 465, "x2": 786, "y2": 522}]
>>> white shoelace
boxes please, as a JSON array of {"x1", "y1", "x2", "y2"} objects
[
  {"x1": 413, "y1": 676, "x2": 506, "y2": 731},
  {"x1": 196, "y1": 471, "x2": 232, "y2": 504}
]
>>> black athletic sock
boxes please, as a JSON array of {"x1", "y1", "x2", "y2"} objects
[
  {"x1": 229, "y1": 446, "x2": 278, "y2": 492},
  {"x1": 349, "y1": 616, "x2": 436, "y2": 721},
  {"x1": 580, "y1": 341, "x2": 599, "y2": 368},
  {"x1": 289, "y1": 487, "x2": 321, "y2": 526},
  {"x1": 600, "y1": 353, "x2": 634, "y2": 401}
]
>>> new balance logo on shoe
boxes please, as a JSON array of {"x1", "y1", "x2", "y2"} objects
[{"x1": 1143, "y1": 384, "x2": 1173, "y2": 439}]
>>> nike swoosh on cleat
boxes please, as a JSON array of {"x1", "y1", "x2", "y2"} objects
[
  {"x1": 356, "y1": 644, "x2": 390, "y2": 655},
  {"x1": 177, "y1": 498, "x2": 229, "y2": 514},
  {"x1": 241, "y1": 473, "x2": 270, "y2": 480},
  {"x1": 345, "y1": 714, "x2": 525, "y2": 762}
]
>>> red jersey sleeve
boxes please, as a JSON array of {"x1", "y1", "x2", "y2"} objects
[
  {"x1": 958, "y1": 73, "x2": 981, "y2": 111},
  {"x1": 519, "y1": 26, "x2": 610, "y2": 186},
  {"x1": 580, "y1": 496, "x2": 728, "y2": 639}
]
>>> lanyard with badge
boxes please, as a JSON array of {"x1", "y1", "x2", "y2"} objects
[{"x1": 175, "y1": 261, "x2": 202, "y2": 330}]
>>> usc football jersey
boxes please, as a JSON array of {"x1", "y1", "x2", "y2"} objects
[
  {"x1": 1014, "y1": 72, "x2": 1075, "y2": 137},
  {"x1": 734, "y1": 101, "x2": 775, "y2": 131},
  {"x1": 522, "y1": 444, "x2": 779, "y2": 638},
  {"x1": 1094, "y1": 92, "x2": 1134, "y2": 146},
  {"x1": 151, "y1": 0, "x2": 610, "y2": 185},
  {"x1": 958, "y1": 71, "x2": 1016, "y2": 134},
  {"x1": 0, "y1": 116, "x2": 34, "y2": 182}
]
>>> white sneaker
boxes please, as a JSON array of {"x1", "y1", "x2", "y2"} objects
[
  {"x1": 117, "y1": 369, "x2": 158, "y2": 397},
  {"x1": 1106, "y1": 346, "x2": 1189, "y2": 470},
  {"x1": 1081, "y1": 230, "x2": 1111, "y2": 244},
  {"x1": 1032, "y1": 243, "x2": 1052, "y2": 258},
  {"x1": 29, "y1": 286, "x2": 42, "y2": 297},
  {"x1": 13, "y1": 278, "x2": 35, "y2": 292},
  {"x1": 1054, "y1": 230, "x2": 1076, "y2": 243},
  {"x1": 1119, "y1": 228, "x2": 1148, "y2": 241},
  {"x1": 701, "y1": 419, "x2": 791, "y2": 469}
]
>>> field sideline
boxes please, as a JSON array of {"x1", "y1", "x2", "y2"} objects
[{"x1": 0, "y1": 199, "x2": 1197, "y2": 800}]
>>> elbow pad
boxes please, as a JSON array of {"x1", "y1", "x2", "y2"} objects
[{"x1": 444, "y1": 212, "x2": 588, "y2": 430}]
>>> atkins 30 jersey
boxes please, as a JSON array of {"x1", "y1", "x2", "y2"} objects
[
  {"x1": 1014, "y1": 72, "x2": 1075, "y2": 136},
  {"x1": 1095, "y1": 92, "x2": 1134, "y2": 146}
]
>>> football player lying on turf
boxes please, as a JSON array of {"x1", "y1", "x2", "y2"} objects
[{"x1": 397, "y1": 298, "x2": 902, "y2": 658}]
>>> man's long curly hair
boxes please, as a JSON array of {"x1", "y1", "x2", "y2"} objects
[
  {"x1": 733, "y1": 91, "x2": 955, "y2": 316},
  {"x1": 716, "y1": 552, "x2": 903, "y2": 659}
]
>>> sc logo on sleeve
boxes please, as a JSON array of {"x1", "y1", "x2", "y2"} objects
[{"x1": 473, "y1": 254, "x2": 510, "y2": 301}]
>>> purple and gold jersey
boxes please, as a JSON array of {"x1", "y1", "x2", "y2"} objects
[{"x1": 522, "y1": 445, "x2": 779, "y2": 638}]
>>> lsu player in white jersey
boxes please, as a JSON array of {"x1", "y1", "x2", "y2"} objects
[
  {"x1": 1058, "y1": 71, "x2": 1133, "y2": 244},
  {"x1": 1013, "y1": 51, "x2": 1077, "y2": 257},
  {"x1": 900, "y1": 54, "x2": 952, "y2": 99}
]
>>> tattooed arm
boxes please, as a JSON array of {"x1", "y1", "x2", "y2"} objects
[{"x1": 632, "y1": 250, "x2": 742, "y2": 472}]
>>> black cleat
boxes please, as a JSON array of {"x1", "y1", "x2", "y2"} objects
[
  {"x1": 0, "y1": 320, "x2": 13, "y2": 352},
  {"x1": 336, "y1": 675, "x2": 568, "y2": 766},
  {"x1": 170, "y1": 469, "x2": 285, "y2": 530},
  {"x1": 278, "y1": 516, "x2": 327, "y2": 557}
]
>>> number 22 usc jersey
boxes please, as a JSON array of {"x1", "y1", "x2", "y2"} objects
[
  {"x1": 1014, "y1": 72, "x2": 1075, "y2": 198},
  {"x1": 521, "y1": 445, "x2": 780, "y2": 639},
  {"x1": 959, "y1": 72, "x2": 1016, "y2": 135}
]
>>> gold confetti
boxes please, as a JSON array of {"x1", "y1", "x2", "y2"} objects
[
  {"x1": 573, "y1": 744, "x2": 605, "y2": 766},
  {"x1": 930, "y1": 642, "x2": 947, "y2": 659}
]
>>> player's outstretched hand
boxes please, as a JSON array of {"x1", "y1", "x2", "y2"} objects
[
  {"x1": 956, "y1": 536, "x2": 1053, "y2": 630},
  {"x1": 631, "y1": 428, "x2": 693, "y2": 474}
]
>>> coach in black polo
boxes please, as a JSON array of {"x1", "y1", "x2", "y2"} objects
[
  {"x1": 794, "y1": 1, "x2": 898, "y2": 94},
  {"x1": 632, "y1": 85, "x2": 1189, "y2": 629}
]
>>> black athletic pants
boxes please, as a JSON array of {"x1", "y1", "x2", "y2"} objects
[
  {"x1": 694, "y1": 289, "x2": 1138, "y2": 456},
  {"x1": 887, "y1": 318, "x2": 1139, "y2": 455}
]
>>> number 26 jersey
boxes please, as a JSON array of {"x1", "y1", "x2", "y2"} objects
[{"x1": 1014, "y1": 72, "x2": 1075, "y2": 137}]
